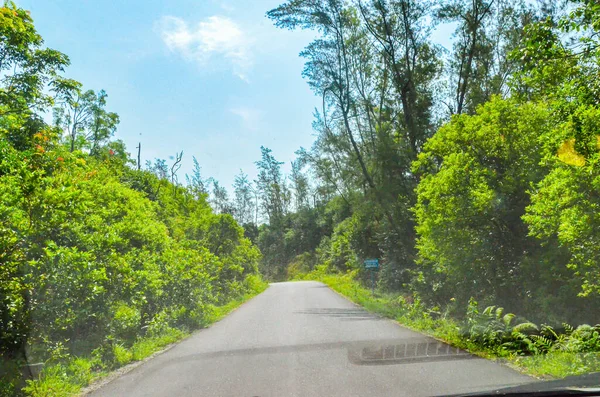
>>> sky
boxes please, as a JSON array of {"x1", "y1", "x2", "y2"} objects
[{"x1": 19, "y1": 0, "x2": 453, "y2": 192}]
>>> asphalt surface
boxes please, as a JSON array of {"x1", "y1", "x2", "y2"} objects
[{"x1": 89, "y1": 281, "x2": 533, "y2": 397}]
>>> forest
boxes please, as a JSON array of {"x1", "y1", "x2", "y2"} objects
[
  {"x1": 2, "y1": 0, "x2": 600, "y2": 394},
  {"x1": 247, "y1": 0, "x2": 600, "y2": 327}
]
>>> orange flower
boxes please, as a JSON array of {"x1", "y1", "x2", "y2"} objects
[
  {"x1": 57, "y1": 157, "x2": 64, "y2": 162},
  {"x1": 35, "y1": 145, "x2": 45, "y2": 153}
]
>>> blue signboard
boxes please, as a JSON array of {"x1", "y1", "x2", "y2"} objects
[{"x1": 364, "y1": 258, "x2": 379, "y2": 269}]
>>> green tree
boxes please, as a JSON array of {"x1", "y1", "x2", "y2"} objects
[
  {"x1": 437, "y1": 0, "x2": 541, "y2": 115},
  {"x1": 413, "y1": 98, "x2": 551, "y2": 313},
  {"x1": 233, "y1": 170, "x2": 255, "y2": 225},
  {"x1": 514, "y1": 0, "x2": 600, "y2": 301},
  {"x1": 289, "y1": 159, "x2": 310, "y2": 210},
  {"x1": 0, "y1": 2, "x2": 68, "y2": 150},
  {"x1": 210, "y1": 179, "x2": 232, "y2": 215},
  {"x1": 53, "y1": 87, "x2": 119, "y2": 153},
  {"x1": 186, "y1": 156, "x2": 209, "y2": 199},
  {"x1": 255, "y1": 146, "x2": 286, "y2": 224}
]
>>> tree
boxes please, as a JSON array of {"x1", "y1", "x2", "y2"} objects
[
  {"x1": 210, "y1": 179, "x2": 231, "y2": 214},
  {"x1": 233, "y1": 170, "x2": 255, "y2": 225},
  {"x1": 358, "y1": 0, "x2": 440, "y2": 155},
  {"x1": 146, "y1": 158, "x2": 169, "y2": 180},
  {"x1": 289, "y1": 159, "x2": 310, "y2": 210},
  {"x1": 437, "y1": 0, "x2": 547, "y2": 116},
  {"x1": 53, "y1": 87, "x2": 119, "y2": 153},
  {"x1": 170, "y1": 151, "x2": 183, "y2": 185},
  {"x1": 516, "y1": 0, "x2": 600, "y2": 299},
  {"x1": 0, "y1": 2, "x2": 70, "y2": 362},
  {"x1": 0, "y1": 1, "x2": 69, "y2": 149},
  {"x1": 186, "y1": 156, "x2": 209, "y2": 199},
  {"x1": 89, "y1": 92, "x2": 120, "y2": 155},
  {"x1": 413, "y1": 98, "x2": 553, "y2": 313},
  {"x1": 254, "y1": 146, "x2": 286, "y2": 224}
]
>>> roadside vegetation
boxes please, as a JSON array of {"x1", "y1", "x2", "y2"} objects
[
  {"x1": 295, "y1": 268, "x2": 600, "y2": 379},
  {"x1": 19, "y1": 276, "x2": 267, "y2": 397},
  {"x1": 0, "y1": 3, "x2": 266, "y2": 396},
  {"x1": 251, "y1": 0, "x2": 600, "y2": 380}
]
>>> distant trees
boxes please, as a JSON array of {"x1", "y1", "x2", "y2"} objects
[
  {"x1": 254, "y1": 146, "x2": 286, "y2": 223},
  {"x1": 186, "y1": 156, "x2": 209, "y2": 199},
  {"x1": 289, "y1": 160, "x2": 310, "y2": 210},
  {"x1": 233, "y1": 170, "x2": 256, "y2": 225},
  {"x1": 211, "y1": 179, "x2": 232, "y2": 214}
]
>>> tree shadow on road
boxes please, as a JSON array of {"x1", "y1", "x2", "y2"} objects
[{"x1": 294, "y1": 308, "x2": 384, "y2": 321}]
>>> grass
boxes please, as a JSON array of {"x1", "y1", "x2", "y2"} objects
[
  {"x1": 18, "y1": 276, "x2": 269, "y2": 397},
  {"x1": 298, "y1": 268, "x2": 600, "y2": 380},
  {"x1": 512, "y1": 352, "x2": 600, "y2": 379},
  {"x1": 206, "y1": 274, "x2": 269, "y2": 324}
]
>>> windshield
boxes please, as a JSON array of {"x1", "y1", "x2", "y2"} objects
[{"x1": 2, "y1": 1, "x2": 600, "y2": 396}]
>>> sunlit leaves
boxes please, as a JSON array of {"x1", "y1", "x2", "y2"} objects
[
  {"x1": 413, "y1": 98, "x2": 550, "y2": 308},
  {"x1": 557, "y1": 139, "x2": 585, "y2": 167},
  {"x1": 525, "y1": 105, "x2": 600, "y2": 297}
]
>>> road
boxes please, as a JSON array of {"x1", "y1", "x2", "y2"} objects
[{"x1": 89, "y1": 281, "x2": 533, "y2": 397}]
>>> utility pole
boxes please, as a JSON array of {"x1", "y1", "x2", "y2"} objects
[{"x1": 136, "y1": 142, "x2": 141, "y2": 171}]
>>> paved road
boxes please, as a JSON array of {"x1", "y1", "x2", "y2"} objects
[{"x1": 90, "y1": 281, "x2": 533, "y2": 397}]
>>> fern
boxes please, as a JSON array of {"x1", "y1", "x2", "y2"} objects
[
  {"x1": 512, "y1": 322, "x2": 538, "y2": 334},
  {"x1": 530, "y1": 334, "x2": 554, "y2": 353},
  {"x1": 502, "y1": 313, "x2": 515, "y2": 327},
  {"x1": 540, "y1": 324, "x2": 559, "y2": 340}
]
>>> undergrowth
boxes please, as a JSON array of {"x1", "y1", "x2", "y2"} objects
[{"x1": 11, "y1": 275, "x2": 268, "y2": 397}]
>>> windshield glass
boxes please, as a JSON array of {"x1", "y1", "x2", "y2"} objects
[{"x1": 2, "y1": 1, "x2": 600, "y2": 396}]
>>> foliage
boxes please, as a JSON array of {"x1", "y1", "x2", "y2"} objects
[
  {"x1": 7, "y1": 0, "x2": 600, "y2": 391},
  {"x1": 524, "y1": 106, "x2": 600, "y2": 297},
  {"x1": 0, "y1": 4, "x2": 265, "y2": 396},
  {"x1": 259, "y1": 0, "x2": 600, "y2": 331},
  {"x1": 412, "y1": 98, "x2": 561, "y2": 316}
]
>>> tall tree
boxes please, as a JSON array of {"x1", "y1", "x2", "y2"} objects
[
  {"x1": 186, "y1": 156, "x2": 209, "y2": 199},
  {"x1": 210, "y1": 180, "x2": 231, "y2": 214},
  {"x1": 358, "y1": 0, "x2": 440, "y2": 155},
  {"x1": 290, "y1": 159, "x2": 310, "y2": 210},
  {"x1": 254, "y1": 146, "x2": 286, "y2": 224},
  {"x1": 437, "y1": 0, "x2": 540, "y2": 115},
  {"x1": 233, "y1": 170, "x2": 256, "y2": 225}
]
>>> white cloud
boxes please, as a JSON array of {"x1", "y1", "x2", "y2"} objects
[
  {"x1": 156, "y1": 15, "x2": 253, "y2": 81},
  {"x1": 230, "y1": 107, "x2": 262, "y2": 131}
]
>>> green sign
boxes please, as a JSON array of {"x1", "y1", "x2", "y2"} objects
[{"x1": 364, "y1": 258, "x2": 379, "y2": 269}]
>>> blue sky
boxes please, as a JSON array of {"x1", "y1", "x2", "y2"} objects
[{"x1": 20, "y1": 0, "x2": 453, "y2": 191}]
